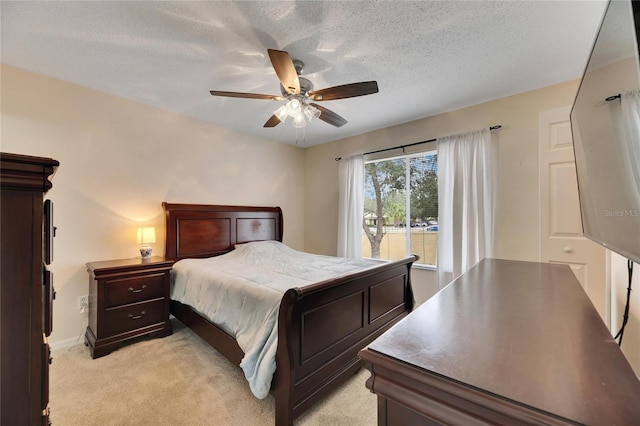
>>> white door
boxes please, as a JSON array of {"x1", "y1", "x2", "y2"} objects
[{"x1": 539, "y1": 106, "x2": 608, "y2": 323}]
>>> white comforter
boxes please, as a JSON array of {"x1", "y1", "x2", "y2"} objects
[{"x1": 170, "y1": 240, "x2": 379, "y2": 398}]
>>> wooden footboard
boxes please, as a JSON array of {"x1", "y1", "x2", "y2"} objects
[{"x1": 273, "y1": 256, "x2": 416, "y2": 425}]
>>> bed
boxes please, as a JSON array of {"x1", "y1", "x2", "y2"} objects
[{"x1": 163, "y1": 203, "x2": 416, "y2": 425}]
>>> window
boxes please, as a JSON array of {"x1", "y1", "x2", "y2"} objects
[{"x1": 363, "y1": 150, "x2": 438, "y2": 267}]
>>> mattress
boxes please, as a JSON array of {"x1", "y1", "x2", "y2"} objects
[{"x1": 170, "y1": 240, "x2": 379, "y2": 398}]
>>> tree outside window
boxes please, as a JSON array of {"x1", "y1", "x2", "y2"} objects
[{"x1": 363, "y1": 151, "x2": 438, "y2": 267}]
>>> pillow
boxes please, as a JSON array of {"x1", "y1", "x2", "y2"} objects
[
  {"x1": 234, "y1": 240, "x2": 287, "y2": 253},
  {"x1": 235, "y1": 240, "x2": 279, "y2": 248}
]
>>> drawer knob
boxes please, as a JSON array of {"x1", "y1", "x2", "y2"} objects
[
  {"x1": 128, "y1": 285, "x2": 146, "y2": 294},
  {"x1": 128, "y1": 311, "x2": 146, "y2": 320}
]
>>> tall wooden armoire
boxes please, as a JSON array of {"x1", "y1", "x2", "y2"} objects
[{"x1": 1, "y1": 152, "x2": 59, "y2": 425}]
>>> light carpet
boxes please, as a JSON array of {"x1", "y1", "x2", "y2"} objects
[{"x1": 50, "y1": 319, "x2": 377, "y2": 425}]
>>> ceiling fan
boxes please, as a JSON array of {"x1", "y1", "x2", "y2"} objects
[{"x1": 209, "y1": 49, "x2": 379, "y2": 128}]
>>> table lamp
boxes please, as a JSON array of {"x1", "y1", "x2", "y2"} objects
[{"x1": 137, "y1": 226, "x2": 156, "y2": 259}]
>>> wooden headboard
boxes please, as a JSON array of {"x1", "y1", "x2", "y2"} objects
[{"x1": 162, "y1": 203, "x2": 283, "y2": 261}]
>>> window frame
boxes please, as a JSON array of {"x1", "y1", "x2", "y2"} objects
[{"x1": 363, "y1": 148, "x2": 438, "y2": 269}]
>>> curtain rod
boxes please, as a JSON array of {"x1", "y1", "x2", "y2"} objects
[
  {"x1": 605, "y1": 94, "x2": 621, "y2": 102},
  {"x1": 334, "y1": 125, "x2": 502, "y2": 161}
]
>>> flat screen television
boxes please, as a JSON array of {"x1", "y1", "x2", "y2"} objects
[{"x1": 571, "y1": 0, "x2": 640, "y2": 264}]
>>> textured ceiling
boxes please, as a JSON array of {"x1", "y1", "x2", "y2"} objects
[{"x1": 1, "y1": 1, "x2": 608, "y2": 147}]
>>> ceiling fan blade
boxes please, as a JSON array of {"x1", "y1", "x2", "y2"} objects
[
  {"x1": 263, "y1": 114, "x2": 281, "y2": 128},
  {"x1": 310, "y1": 103, "x2": 347, "y2": 128},
  {"x1": 210, "y1": 90, "x2": 283, "y2": 101},
  {"x1": 309, "y1": 81, "x2": 379, "y2": 101},
  {"x1": 267, "y1": 49, "x2": 300, "y2": 95}
]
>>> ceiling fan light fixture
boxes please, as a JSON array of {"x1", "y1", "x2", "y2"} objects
[
  {"x1": 292, "y1": 112, "x2": 307, "y2": 128},
  {"x1": 285, "y1": 99, "x2": 302, "y2": 117},
  {"x1": 274, "y1": 105, "x2": 288, "y2": 122},
  {"x1": 303, "y1": 104, "x2": 321, "y2": 122}
]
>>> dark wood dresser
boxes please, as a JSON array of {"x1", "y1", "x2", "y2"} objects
[
  {"x1": 84, "y1": 257, "x2": 173, "y2": 358},
  {"x1": 360, "y1": 258, "x2": 640, "y2": 425},
  {"x1": 1, "y1": 153, "x2": 59, "y2": 425}
]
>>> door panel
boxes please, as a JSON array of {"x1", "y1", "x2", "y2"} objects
[
  {"x1": 549, "y1": 162, "x2": 582, "y2": 236},
  {"x1": 539, "y1": 106, "x2": 608, "y2": 322}
]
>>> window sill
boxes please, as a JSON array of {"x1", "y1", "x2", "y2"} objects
[
  {"x1": 413, "y1": 263, "x2": 436, "y2": 272},
  {"x1": 363, "y1": 257, "x2": 436, "y2": 272}
]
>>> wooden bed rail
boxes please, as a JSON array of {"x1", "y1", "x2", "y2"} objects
[{"x1": 285, "y1": 255, "x2": 418, "y2": 300}]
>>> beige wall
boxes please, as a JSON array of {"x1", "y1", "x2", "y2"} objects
[{"x1": 1, "y1": 65, "x2": 305, "y2": 346}]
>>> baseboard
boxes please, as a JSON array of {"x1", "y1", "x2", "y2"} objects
[{"x1": 50, "y1": 336, "x2": 84, "y2": 352}]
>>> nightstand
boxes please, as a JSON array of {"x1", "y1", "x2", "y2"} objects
[{"x1": 84, "y1": 257, "x2": 174, "y2": 358}]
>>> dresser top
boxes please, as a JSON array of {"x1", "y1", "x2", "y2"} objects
[
  {"x1": 366, "y1": 258, "x2": 640, "y2": 425},
  {"x1": 87, "y1": 257, "x2": 174, "y2": 275}
]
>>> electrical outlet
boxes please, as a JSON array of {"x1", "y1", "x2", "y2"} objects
[{"x1": 78, "y1": 295, "x2": 89, "y2": 313}]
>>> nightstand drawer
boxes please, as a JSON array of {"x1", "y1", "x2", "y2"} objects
[
  {"x1": 105, "y1": 273, "x2": 165, "y2": 308},
  {"x1": 104, "y1": 299, "x2": 165, "y2": 337}
]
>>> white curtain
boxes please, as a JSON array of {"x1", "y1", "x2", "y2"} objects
[
  {"x1": 437, "y1": 128, "x2": 495, "y2": 288},
  {"x1": 337, "y1": 154, "x2": 365, "y2": 258},
  {"x1": 620, "y1": 89, "x2": 640, "y2": 193}
]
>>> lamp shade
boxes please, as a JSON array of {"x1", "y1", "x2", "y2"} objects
[
  {"x1": 304, "y1": 104, "x2": 321, "y2": 122},
  {"x1": 292, "y1": 113, "x2": 307, "y2": 128},
  {"x1": 274, "y1": 105, "x2": 288, "y2": 122},
  {"x1": 285, "y1": 99, "x2": 301, "y2": 117},
  {"x1": 137, "y1": 227, "x2": 156, "y2": 245}
]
